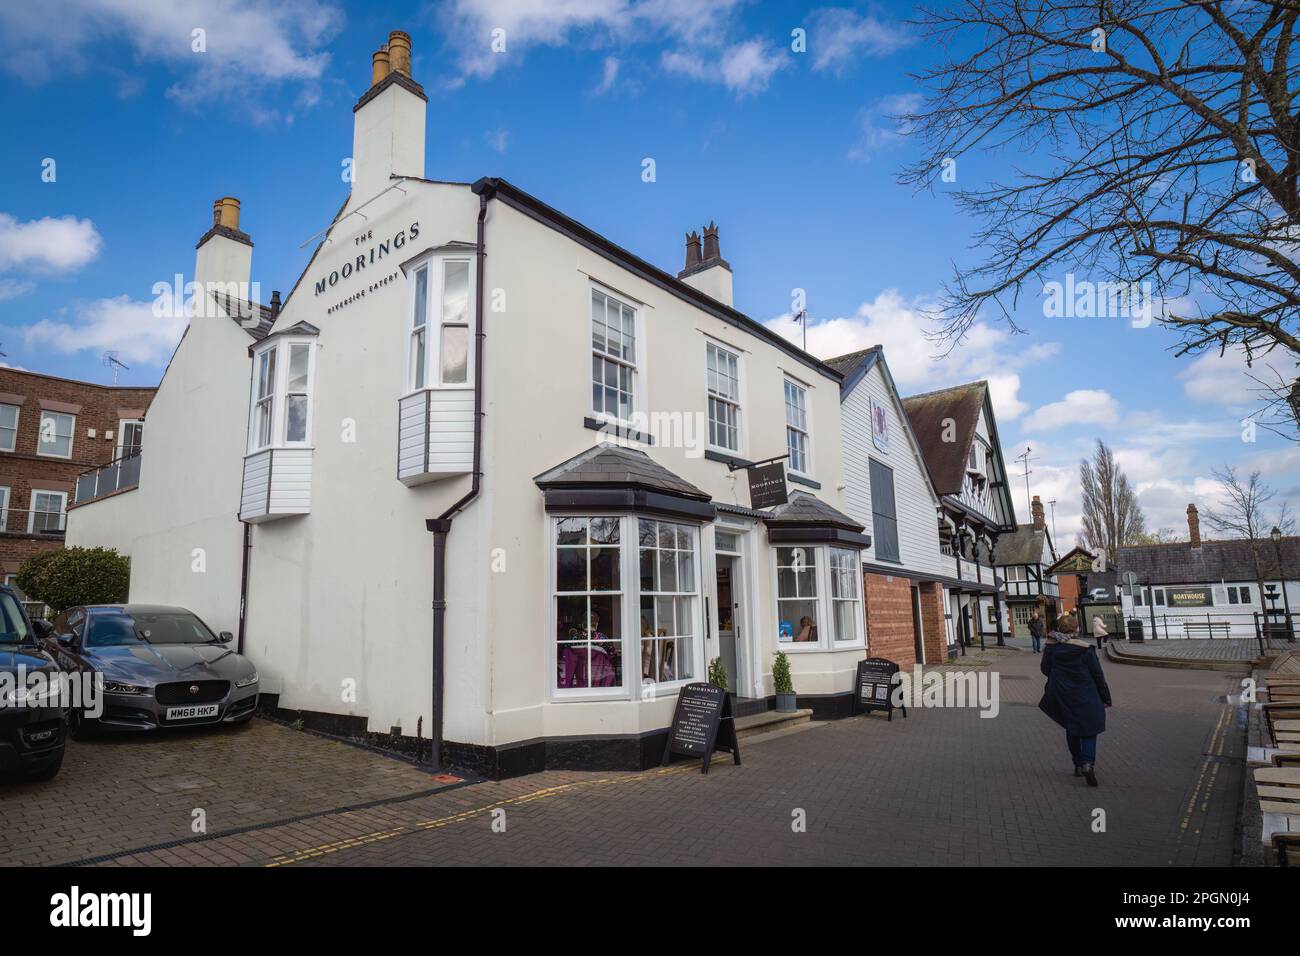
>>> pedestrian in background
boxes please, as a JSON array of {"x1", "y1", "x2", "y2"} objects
[
  {"x1": 1028, "y1": 608, "x2": 1044, "y2": 653},
  {"x1": 1092, "y1": 613, "x2": 1107, "y2": 648},
  {"x1": 1038, "y1": 613, "x2": 1112, "y2": 787}
]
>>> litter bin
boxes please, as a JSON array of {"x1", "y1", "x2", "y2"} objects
[{"x1": 1127, "y1": 618, "x2": 1144, "y2": 642}]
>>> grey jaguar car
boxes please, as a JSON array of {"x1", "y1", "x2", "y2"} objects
[{"x1": 44, "y1": 604, "x2": 259, "y2": 735}]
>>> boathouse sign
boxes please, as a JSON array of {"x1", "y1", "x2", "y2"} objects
[{"x1": 313, "y1": 221, "x2": 420, "y2": 295}]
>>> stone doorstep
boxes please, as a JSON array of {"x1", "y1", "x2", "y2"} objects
[{"x1": 734, "y1": 708, "x2": 813, "y2": 740}]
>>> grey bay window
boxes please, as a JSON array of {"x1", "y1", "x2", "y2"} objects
[
  {"x1": 775, "y1": 544, "x2": 865, "y2": 648},
  {"x1": 551, "y1": 513, "x2": 701, "y2": 697},
  {"x1": 868, "y1": 458, "x2": 900, "y2": 562},
  {"x1": 706, "y1": 341, "x2": 742, "y2": 453},
  {"x1": 398, "y1": 253, "x2": 476, "y2": 485},
  {"x1": 241, "y1": 333, "x2": 316, "y2": 522}
]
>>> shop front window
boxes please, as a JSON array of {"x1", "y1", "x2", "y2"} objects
[
  {"x1": 776, "y1": 546, "x2": 818, "y2": 643},
  {"x1": 554, "y1": 517, "x2": 623, "y2": 690},
  {"x1": 829, "y1": 547, "x2": 862, "y2": 643},
  {"x1": 638, "y1": 519, "x2": 697, "y2": 685}
]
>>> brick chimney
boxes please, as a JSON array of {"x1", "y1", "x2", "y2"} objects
[
  {"x1": 677, "y1": 220, "x2": 733, "y2": 307},
  {"x1": 1187, "y1": 503, "x2": 1201, "y2": 548},
  {"x1": 1031, "y1": 495, "x2": 1045, "y2": 530},
  {"x1": 351, "y1": 29, "x2": 426, "y2": 205}
]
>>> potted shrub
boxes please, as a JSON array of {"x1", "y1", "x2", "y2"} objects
[
  {"x1": 707, "y1": 656, "x2": 728, "y2": 691},
  {"x1": 773, "y1": 651, "x2": 796, "y2": 712}
]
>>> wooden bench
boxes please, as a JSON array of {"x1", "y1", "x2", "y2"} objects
[
  {"x1": 1273, "y1": 832, "x2": 1300, "y2": 867},
  {"x1": 1183, "y1": 621, "x2": 1232, "y2": 639},
  {"x1": 1254, "y1": 767, "x2": 1300, "y2": 864}
]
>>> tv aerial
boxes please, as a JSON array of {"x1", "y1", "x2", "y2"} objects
[{"x1": 103, "y1": 351, "x2": 129, "y2": 385}]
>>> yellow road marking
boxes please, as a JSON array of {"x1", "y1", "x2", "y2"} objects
[{"x1": 265, "y1": 762, "x2": 698, "y2": 866}]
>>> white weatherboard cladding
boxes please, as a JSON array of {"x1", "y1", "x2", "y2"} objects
[
  {"x1": 840, "y1": 362, "x2": 946, "y2": 579},
  {"x1": 397, "y1": 388, "x2": 474, "y2": 483},
  {"x1": 239, "y1": 448, "x2": 313, "y2": 521}
]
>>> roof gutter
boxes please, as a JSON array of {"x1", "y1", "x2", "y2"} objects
[{"x1": 423, "y1": 189, "x2": 489, "y2": 771}]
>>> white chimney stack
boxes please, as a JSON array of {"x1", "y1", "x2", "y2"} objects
[
  {"x1": 195, "y1": 196, "x2": 252, "y2": 297},
  {"x1": 678, "y1": 221, "x2": 733, "y2": 307},
  {"x1": 351, "y1": 30, "x2": 426, "y2": 205}
]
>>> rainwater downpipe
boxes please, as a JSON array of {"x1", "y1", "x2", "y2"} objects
[{"x1": 424, "y1": 190, "x2": 489, "y2": 770}]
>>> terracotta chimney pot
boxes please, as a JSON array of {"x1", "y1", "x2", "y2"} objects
[
  {"x1": 218, "y1": 197, "x2": 241, "y2": 230},
  {"x1": 387, "y1": 31, "x2": 411, "y2": 76},
  {"x1": 372, "y1": 48, "x2": 391, "y2": 86}
]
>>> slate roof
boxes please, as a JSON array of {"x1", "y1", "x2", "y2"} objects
[
  {"x1": 533, "y1": 445, "x2": 711, "y2": 500},
  {"x1": 900, "y1": 382, "x2": 988, "y2": 496},
  {"x1": 1117, "y1": 536, "x2": 1300, "y2": 584},
  {"x1": 210, "y1": 290, "x2": 275, "y2": 341},
  {"x1": 992, "y1": 523, "x2": 1052, "y2": 567},
  {"x1": 763, "y1": 491, "x2": 865, "y2": 532},
  {"x1": 824, "y1": 347, "x2": 879, "y2": 377}
]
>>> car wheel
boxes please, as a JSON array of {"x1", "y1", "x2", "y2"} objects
[
  {"x1": 24, "y1": 747, "x2": 64, "y2": 781},
  {"x1": 67, "y1": 708, "x2": 91, "y2": 741}
]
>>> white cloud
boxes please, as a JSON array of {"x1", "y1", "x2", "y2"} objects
[
  {"x1": 0, "y1": 213, "x2": 102, "y2": 274},
  {"x1": 440, "y1": 0, "x2": 779, "y2": 95},
  {"x1": 807, "y1": 7, "x2": 912, "y2": 74},
  {"x1": 764, "y1": 288, "x2": 1059, "y2": 423},
  {"x1": 18, "y1": 295, "x2": 185, "y2": 367},
  {"x1": 662, "y1": 39, "x2": 787, "y2": 96},
  {"x1": 0, "y1": 0, "x2": 343, "y2": 121},
  {"x1": 1022, "y1": 389, "x2": 1120, "y2": 431},
  {"x1": 847, "y1": 92, "x2": 922, "y2": 161},
  {"x1": 594, "y1": 55, "x2": 620, "y2": 93},
  {"x1": 484, "y1": 128, "x2": 510, "y2": 153},
  {"x1": 0, "y1": 279, "x2": 35, "y2": 301},
  {"x1": 1178, "y1": 344, "x2": 1289, "y2": 409}
]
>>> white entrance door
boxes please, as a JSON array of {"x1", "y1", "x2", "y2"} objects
[{"x1": 714, "y1": 525, "x2": 758, "y2": 697}]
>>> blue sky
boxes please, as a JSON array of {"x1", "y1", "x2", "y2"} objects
[{"x1": 0, "y1": 0, "x2": 1295, "y2": 544}]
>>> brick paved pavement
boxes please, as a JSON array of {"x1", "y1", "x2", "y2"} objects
[
  {"x1": 1111, "y1": 639, "x2": 1261, "y2": 663},
  {"x1": 0, "y1": 720, "x2": 447, "y2": 866},
  {"x1": 55, "y1": 647, "x2": 1242, "y2": 868}
]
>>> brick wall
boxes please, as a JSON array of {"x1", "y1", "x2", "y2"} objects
[
  {"x1": 0, "y1": 368, "x2": 155, "y2": 579},
  {"x1": 1058, "y1": 574, "x2": 1080, "y2": 614},
  {"x1": 863, "y1": 572, "x2": 917, "y2": 667},
  {"x1": 917, "y1": 581, "x2": 948, "y2": 665}
]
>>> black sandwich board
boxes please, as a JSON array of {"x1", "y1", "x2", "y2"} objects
[
  {"x1": 855, "y1": 657, "x2": 906, "y2": 721},
  {"x1": 661, "y1": 682, "x2": 741, "y2": 774}
]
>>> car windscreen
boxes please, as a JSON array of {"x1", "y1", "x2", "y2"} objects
[
  {"x1": 0, "y1": 592, "x2": 31, "y2": 644},
  {"x1": 86, "y1": 611, "x2": 217, "y2": 647}
]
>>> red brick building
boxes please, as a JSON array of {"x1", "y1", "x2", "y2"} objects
[{"x1": 0, "y1": 367, "x2": 155, "y2": 594}]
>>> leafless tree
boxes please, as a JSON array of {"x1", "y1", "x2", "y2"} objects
[
  {"x1": 1201, "y1": 465, "x2": 1294, "y2": 620},
  {"x1": 1079, "y1": 439, "x2": 1146, "y2": 559},
  {"x1": 902, "y1": 1, "x2": 1300, "y2": 433}
]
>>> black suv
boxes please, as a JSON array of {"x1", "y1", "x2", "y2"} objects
[{"x1": 0, "y1": 587, "x2": 66, "y2": 781}]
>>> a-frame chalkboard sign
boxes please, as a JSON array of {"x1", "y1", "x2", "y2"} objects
[
  {"x1": 855, "y1": 657, "x2": 906, "y2": 721},
  {"x1": 661, "y1": 682, "x2": 741, "y2": 774}
]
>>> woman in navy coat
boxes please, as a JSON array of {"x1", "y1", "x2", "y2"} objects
[{"x1": 1038, "y1": 613, "x2": 1112, "y2": 786}]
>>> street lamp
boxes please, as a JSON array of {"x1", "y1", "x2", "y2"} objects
[{"x1": 1272, "y1": 526, "x2": 1294, "y2": 643}]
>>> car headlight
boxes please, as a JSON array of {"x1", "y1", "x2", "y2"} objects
[
  {"x1": 103, "y1": 681, "x2": 146, "y2": 695},
  {"x1": 235, "y1": 672, "x2": 259, "y2": 688}
]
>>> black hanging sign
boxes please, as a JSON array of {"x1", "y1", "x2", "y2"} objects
[
  {"x1": 748, "y1": 461, "x2": 788, "y2": 510},
  {"x1": 661, "y1": 682, "x2": 741, "y2": 774},
  {"x1": 855, "y1": 657, "x2": 906, "y2": 721}
]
